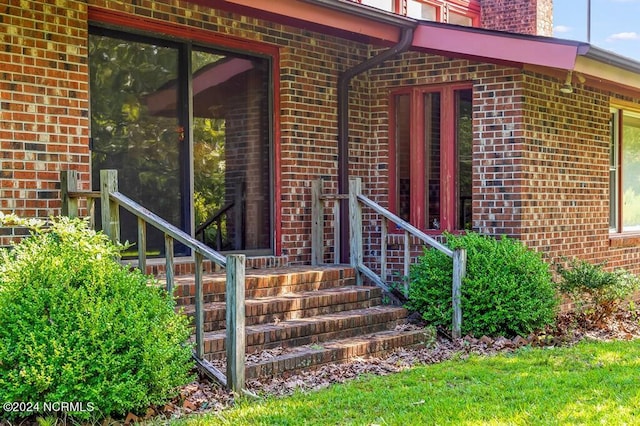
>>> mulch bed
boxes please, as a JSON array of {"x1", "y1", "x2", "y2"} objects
[
  {"x1": 157, "y1": 308, "x2": 640, "y2": 422},
  {"x1": 5, "y1": 310, "x2": 636, "y2": 424}
]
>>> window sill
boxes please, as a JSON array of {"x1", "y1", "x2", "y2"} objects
[{"x1": 609, "y1": 233, "x2": 640, "y2": 248}]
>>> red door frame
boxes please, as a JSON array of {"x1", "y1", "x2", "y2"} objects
[{"x1": 389, "y1": 82, "x2": 472, "y2": 232}]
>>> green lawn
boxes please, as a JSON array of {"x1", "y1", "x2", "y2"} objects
[{"x1": 178, "y1": 339, "x2": 640, "y2": 425}]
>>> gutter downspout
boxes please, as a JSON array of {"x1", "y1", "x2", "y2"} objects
[{"x1": 337, "y1": 26, "x2": 415, "y2": 264}]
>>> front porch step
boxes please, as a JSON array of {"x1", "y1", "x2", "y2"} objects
[
  {"x1": 201, "y1": 305, "x2": 409, "y2": 360},
  {"x1": 168, "y1": 264, "x2": 426, "y2": 379},
  {"x1": 246, "y1": 328, "x2": 428, "y2": 379},
  {"x1": 167, "y1": 265, "x2": 356, "y2": 306},
  {"x1": 181, "y1": 286, "x2": 383, "y2": 332}
]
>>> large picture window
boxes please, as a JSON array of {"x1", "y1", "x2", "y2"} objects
[
  {"x1": 611, "y1": 107, "x2": 640, "y2": 233},
  {"x1": 390, "y1": 85, "x2": 473, "y2": 232},
  {"x1": 89, "y1": 27, "x2": 273, "y2": 256}
]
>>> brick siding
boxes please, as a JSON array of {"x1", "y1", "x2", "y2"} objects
[
  {"x1": 1, "y1": 0, "x2": 90, "y2": 245},
  {"x1": 481, "y1": 0, "x2": 553, "y2": 36}
]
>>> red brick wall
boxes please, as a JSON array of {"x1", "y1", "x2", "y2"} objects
[
  {"x1": 0, "y1": 0, "x2": 371, "y2": 263},
  {"x1": 481, "y1": 0, "x2": 553, "y2": 36},
  {"x1": 0, "y1": 0, "x2": 90, "y2": 246},
  {"x1": 518, "y1": 73, "x2": 611, "y2": 263},
  {"x1": 364, "y1": 52, "x2": 529, "y2": 280},
  {"x1": 361, "y1": 52, "x2": 640, "y2": 279},
  {"x1": 278, "y1": 33, "x2": 368, "y2": 263},
  {"x1": 87, "y1": 1, "x2": 372, "y2": 264}
]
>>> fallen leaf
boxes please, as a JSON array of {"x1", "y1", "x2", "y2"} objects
[
  {"x1": 182, "y1": 399, "x2": 198, "y2": 411},
  {"x1": 124, "y1": 412, "x2": 139, "y2": 424}
]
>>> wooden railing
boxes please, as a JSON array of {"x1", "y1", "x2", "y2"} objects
[
  {"x1": 312, "y1": 177, "x2": 467, "y2": 338},
  {"x1": 195, "y1": 201, "x2": 234, "y2": 250},
  {"x1": 194, "y1": 182, "x2": 244, "y2": 251},
  {"x1": 60, "y1": 170, "x2": 246, "y2": 392}
]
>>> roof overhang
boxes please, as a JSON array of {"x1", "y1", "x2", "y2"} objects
[
  {"x1": 190, "y1": 0, "x2": 640, "y2": 94},
  {"x1": 574, "y1": 45, "x2": 640, "y2": 95},
  {"x1": 412, "y1": 21, "x2": 587, "y2": 70},
  {"x1": 412, "y1": 21, "x2": 640, "y2": 94},
  {"x1": 190, "y1": 0, "x2": 415, "y2": 43}
]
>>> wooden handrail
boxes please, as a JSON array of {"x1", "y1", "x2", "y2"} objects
[
  {"x1": 60, "y1": 169, "x2": 246, "y2": 392},
  {"x1": 311, "y1": 177, "x2": 467, "y2": 338},
  {"x1": 356, "y1": 193, "x2": 453, "y2": 258},
  {"x1": 110, "y1": 191, "x2": 227, "y2": 266},
  {"x1": 195, "y1": 201, "x2": 234, "y2": 237},
  {"x1": 68, "y1": 191, "x2": 101, "y2": 199}
]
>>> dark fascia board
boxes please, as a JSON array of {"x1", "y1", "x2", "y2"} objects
[{"x1": 581, "y1": 44, "x2": 640, "y2": 74}]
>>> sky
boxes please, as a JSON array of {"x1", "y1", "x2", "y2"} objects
[{"x1": 553, "y1": 0, "x2": 640, "y2": 62}]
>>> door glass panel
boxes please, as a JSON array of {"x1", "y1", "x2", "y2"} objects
[
  {"x1": 89, "y1": 32, "x2": 184, "y2": 257},
  {"x1": 191, "y1": 49, "x2": 272, "y2": 251},
  {"x1": 424, "y1": 92, "x2": 441, "y2": 229},
  {"x1": 456, "y1": 89, "x2": 473, "y2": 230},
  {"x1": 90, "y1": 30, "x2": 273, "y2": 256},
  {"x1": 395, "y1": 94, "x2": 411, "y2": 222}
]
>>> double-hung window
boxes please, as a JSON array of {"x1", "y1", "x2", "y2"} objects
[
  {"x1": 354, "y1": 0, "x2": 480, "y2": 27},
  {"x1": 406, "y1": 0, "x2": 480, "y2": 26},
  {"x1": 610, "y1": 105, "x2": 640, "y2": 233},
  {"x1": 390, "y1": 85, "x2": 473, "y2": 232}
]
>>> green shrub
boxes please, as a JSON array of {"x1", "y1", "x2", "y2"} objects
[
  {"x1": 0, "y1": 216, "x2": 193, "y2": 420},
  {"x1": 556, "y1": 258, "x2": 640, "y2": 324},
  {"x1": 407, "y1": 232, "x2": 558, "y2": 337}
]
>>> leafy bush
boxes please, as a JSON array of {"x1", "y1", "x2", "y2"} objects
[
  {"x1": 407, "y1": 232, "x2": 558, "y2": 337},
  {"x1": 556, "y1": 258, "x2": 640, "y2": 324},
  {"x1": 0, "y1": 216, "x2": 193, "y2": 420}
]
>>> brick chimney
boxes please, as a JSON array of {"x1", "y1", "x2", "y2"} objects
[{"x1": 481, "y1": 0, "x2": 553, "y2": 36}]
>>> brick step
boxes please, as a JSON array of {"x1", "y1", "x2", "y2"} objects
[
  {"x1": 166, "y1": 265, "x2": 356, "y2": 306},
  {"x1": 201, "y1": 305, "x2": 409, "y2": 359},
  {"x1": 181, "y1": 286, "x2": 383, "y2": 332},
  {"x1": 241, "y1": 328, "x2": 428, "y2": 379}
]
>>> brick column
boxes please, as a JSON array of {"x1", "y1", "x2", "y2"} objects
[
  {"x1": 480, "y1": 0, "x2": 553, "y2": 36},
  {"x1": 0, "y1": 1, "x2": 90, "y2": 245}
]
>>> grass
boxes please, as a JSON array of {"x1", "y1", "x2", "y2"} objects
[{"x1": 177, "y1": 339, "x2": 640, "y2": 425}]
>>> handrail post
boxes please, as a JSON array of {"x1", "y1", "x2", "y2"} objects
[
  {"x1": 226, "y1": 254, "x2": 246, "y2": 393},
  {"x1": 194, "y1": 252, "x2": 205, "y2": 358},
  {"x1": 452, "y1": 248, "x2": 467, "y2": 339},
  {"x1": 164, "y1": 235, "x2": 175, "y2": 295},
  {"x1": 349, "y1": 178, "x2": 363, "y2": 285},
  {"x1": 60, "y1": 170, "x2": 79, "y2": 218},
  {"x1": 100, "y1": 169, "x2": 120, "y2": 242},
  {"x1": 332, "y1": 199, "x2": 340, "y2": 265},
  {"x1": 311, "y1": 179, "x2": 323, "y2": 266},
  {"x1": 233, "y1": 182, "x2": 244, "y2": 250},
  {"x1": 137, "y1": 217, "x2": 147, "y2": 273}
]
